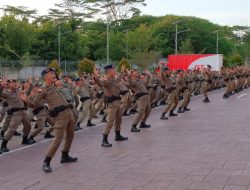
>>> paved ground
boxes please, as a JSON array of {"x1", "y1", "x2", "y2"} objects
[{"x1": 1, "y1": 89, "x2": 250, "y2": 190}]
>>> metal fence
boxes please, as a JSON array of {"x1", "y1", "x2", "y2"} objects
[
  {"x1": 0, "y1": 59, "x2": 159, "y2": 80},
  {"x1": 0, "y1": 60, "x2": 107, "y2": 80}
]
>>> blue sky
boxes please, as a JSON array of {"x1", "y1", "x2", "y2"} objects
[{"x1": 0, "y1": 0, "x2": 249, "y2": 26}]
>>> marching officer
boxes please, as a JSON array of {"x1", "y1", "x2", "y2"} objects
[
  {"x1": 27, "y1": 68, "x2": 77, "y2": 173},
  {"x1": 93, "y1": 64, "x2": 128, "y2": 147},
  {"x1": 0, "y1": 79, "x2": 35, "y2": 153},
  {"x1": 125, "y1": 68, "x2": 151, "y2": 132}
]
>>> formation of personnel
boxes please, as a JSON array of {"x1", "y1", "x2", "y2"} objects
[{"x1": 0, "y1": 64, "x2": 250, "y2": 173}]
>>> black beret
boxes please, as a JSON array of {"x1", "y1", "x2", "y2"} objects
[
  {"x1": 41, "y1": 68, "x2": 55, "y2": 78},
  {"x1": 163, "y1": 67, "x2": 169, "y2": 71},
  {"x1": 104, "y1": 64, "x2": 114, "y2": 71},
  {"x1": 74, "y1": 78, "x2": 81, "y2": 82}
]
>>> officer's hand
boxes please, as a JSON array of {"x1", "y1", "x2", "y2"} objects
[
  {"x1": 93, "y1": 67, "x2": 99, "y2": 77},
  {"x1": 121, "y1": 65, "x2": 126, "y2": 73},
  {"x1": 0, "y1": 79, "x2": 7, "y2": 88},
  {"x1": 19, "y1": 92, "x2": 28, "y2": 102}
]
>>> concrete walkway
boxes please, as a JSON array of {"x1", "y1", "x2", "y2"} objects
[{"x1": 1, "y1": 89, "x2": 250, "y2": 190}]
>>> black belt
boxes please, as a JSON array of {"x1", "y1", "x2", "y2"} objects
[
  {"x1": 80, "y1": 97, "x2": 91, "y2": 102},
  {"x1": 49, "y1": 104, "x2": 73, "y2": 117},
  {"x1": 7, "y1": 107, "x2": 27, "y2": 115},
  {"x1": 120, "y1": 90, "x2": 129, "y2": 96},
  {"x1": 166, "y1": 86, "x2": 176, "y2": 92},
  {"x1": 2, "y1": 101, "x2": 8, "y2": 107},
  {"x1": 32, "y1": 106, "x2": 45, "y2": 115},
  {"x1": 106, "y1": 96, "x2": 121, "y2": 103},
  {"x1": 96, "y1": 92, "x2": 104, "y2": 98},
  {"x1": 135, "y1": 92, "x2": 148, "y2": 99},
  {"x1": 147, "y1": 86, "x2": 153, "y2": 90}
]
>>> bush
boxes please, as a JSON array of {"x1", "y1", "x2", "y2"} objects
[
  {"x1": 78, "y1": 58, "x2": 95, "y2": 76},
  {"x1": 48, "y1": 59, "x2": 62, "y2": 76},
  {"x1": 117, "y1": 57, "x2": 131, "y2": 72}
]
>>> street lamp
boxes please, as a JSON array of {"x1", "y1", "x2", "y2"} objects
[
  {"x1": 102, "y1": 2, "x2": 115, "y2": 65},
  {"x1": 54, "y1": 22, "x2": 72, "y2": 66},
  {"x1": 213, "y1": 30, "x2": 220, "y2": 54},
  {"x1": 172, "y1": 20, "x2": 182, "y2": 54},
  {"x1": 172, "y1": 20, "x2": 191, "y2": 54},
  {"x1": 123, "y1": 29, "x2": 131, "y2": 59}
]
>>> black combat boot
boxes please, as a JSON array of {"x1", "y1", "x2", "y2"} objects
[
  {"x1": 115, "y1": 131, "x2": 128, "y2": 141},
  {"x1": 223, "y1": 94, "x2": 229, "y2": 99},
  {"x1": 139, "y1": 122, "x2": 151, "y2": 128},
  {"x1": 101, "y1": 116, "x2": 107, "y2": 123},
  {"x1": 123, "y1": 111, "x2": 129, "y2": 116},
  {"x1": 183, "y1": 107, "x2": 191, "y2": 112},
  {"x1": 87, "y1": 120, "x2": 95, "y2": 127},
  {"x1": 129, "y1": 109, "x2": 137, "y2": 115},
  {"x1": 60, "y1": 151, "x2": 78, "y2": 163},
  {"x1": 14, "y1": 131, "x2": 21, "y2": 136},
  {"x1": 177, "y1": 107, "x2": 184, "y2": 113},
  {"x1": 22, "y1": 136, "x2": 35, "y2": 145},
  {"x1": 0, "y1": 131, "x2": 4, "y2": 139},
  {"x1": 169, "y1": 110, "x2": 178, "y2": 117},
  {"x1": 1, "y1": 139, "x2": 9, "y2": 152},
  {"x1": 28, "y1": 136, "x2": 36, "y2": 143},
  {"x1": 131, "y1": 124, "x2": 140, "y2": 132},
  {"x1": 43, "y1": 156, "x2": 52, "y2": 173},
  {"x1": 160, "y1": 100, "x2": 166, "y2": 105},
  {"x1": 99, "y1": 110, "x2": 105, "y2": 115},
  {"x1": 160, "y1": 112, "x2": 168, "y2": 120},
  {"x1": 34, "y1": 124, "x2": 38, "y2": 129},
  {"x1": 75, "y1": 122, "x2": 83, "y2": 131},
  {"x1": 44, "y1": 131, "x2": 54, "y2": 139},
  {"x1": 44, "y1": 121, "x2": 49, "y2": 128},
  {"x1": 203, "y1": 97, "x2": 210, "y2": 103},
  {"x1": 102, "y1": 134, "x2": 112, "y2": 147}
]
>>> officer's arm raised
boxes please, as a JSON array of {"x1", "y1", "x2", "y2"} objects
[{"x1": 0, "y1": 82, "x2": 8, "y2": 99}]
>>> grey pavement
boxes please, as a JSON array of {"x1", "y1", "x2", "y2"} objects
[{"x1": 1, "y1": 89, "x2": 250, "y2": 190}]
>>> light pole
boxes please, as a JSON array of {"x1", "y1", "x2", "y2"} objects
[
  {"x1": 102, "y1": 2, "x2": 115, "y2": 65},
  {"x1": 213, "y1": 30, "x2": 220, "y2": 54},
  {"x1": 172, "y1": 20, "x2": 182, "y2": 54},
  {"x1": 58, "y1": 24, "x2": 61, "y2": 65},
  {"x1": 172, "y1": 21, "x2": 191, "y2": 55},
  {"x1": 55, "y1": 22, "x2": 72, "y2": 66},
  {"x1": 124, "y1": 29, "x2": 131, "y2": 59}
]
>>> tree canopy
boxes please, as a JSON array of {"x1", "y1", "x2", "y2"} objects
[{"x1": 0, "y1": 3, "x2": 249, "y2": 68}]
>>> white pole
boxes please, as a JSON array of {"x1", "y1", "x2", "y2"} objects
[
  {"x1": 58, "y1": 25, "x2": 61, "y2": 66},
  {"x1": 175, "y1": 24, "x2": 178, "y2": 55},
  {"x1": 107, "y1": 13, "x2": 110, "y2": 65}
]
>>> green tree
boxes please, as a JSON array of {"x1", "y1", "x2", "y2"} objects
[
  {"x1": 131, "y1": 50, "x2": 160, "y2": 69},
  {"x1": 78, "y1": 57, "x2": 95, "y2": 75},
  {"x1": 48, "y1": 59, "x2": 62, "y2": 75},
  {"x1": 179, "y1": 38, "x2": 194, "y2": 54},
  {"x1": 118, "y1": 57, "x2": 131, "y2": 72}
]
